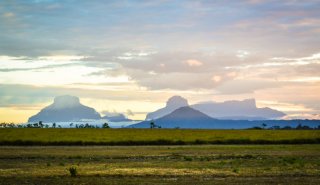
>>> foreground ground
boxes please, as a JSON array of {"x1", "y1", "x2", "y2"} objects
[{"x1": 0, "y1": 145, "x2": 319, "y2": 184}]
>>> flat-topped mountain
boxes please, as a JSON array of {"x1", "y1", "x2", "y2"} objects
[
  {"x1": 146, "y1": 96, "x2": 286, "y2": 121},
  {"x1": 192, "y1": 99, "x2": 286, "y2": 120},
  {"x1": 145, "y1": 96, "x2": 189, "y2": 120},
  {"x1": 28, "y1": 95, "x2": 101, "y2": 122}
]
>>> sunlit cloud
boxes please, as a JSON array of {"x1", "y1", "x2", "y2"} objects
[
  {"x1": 257, "y1": 100, "x2": 315, "y2": 113},
  {"x1": 184, "y1": 59, "x2": 203, "y2": 67},
  {"x1": 211, "y1": 75, "x2": 222, "y2": 83}
]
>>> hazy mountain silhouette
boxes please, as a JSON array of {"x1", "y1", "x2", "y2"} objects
[
  {"x1": 145, "y1": 96, "x2": 189, "y2": 120},
  {"x1": 129, "y1": 106, "x2": 319, "y2": 129},
  {"x1": 131, "y1": 106, "x2": 223, "y2": 128},
  {"x1": 28, "y1": 95, "x2": 101, "y2": 122},
  {"x1": 192, "y1": 99, "x2": 286, "y2": 120},
  {"x1": 146, "y1": 96, "x2": 285, "y2": 121}
]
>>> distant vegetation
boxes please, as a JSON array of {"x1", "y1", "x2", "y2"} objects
[
  {"x1": 0, "y1": 128, "x2": 319, "y2": 145},
  {"x1": 1, "y1": 121, "x2": 319, "y2": 130},
  {"x1": 0, "y1": 122, "x2": 111, "y2": 129}
]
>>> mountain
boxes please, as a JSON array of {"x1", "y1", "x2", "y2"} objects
[
  {"x1": 192, "y1": 99, "x2": 286, "y2": 120},
  {"x1": 130, "y1": 106, "x2": 221, "y2": 128},
  {"x1": 28, "y1": 95, "x2": 101, "y2": 122},
  {"x1": 146, "y1": 96, "x2": 285, "y2": 121},
  {"x1": 145, "y1": 96, "x2": 189, "y2": 120},
  {"x1": 129, "y1": 106, "x2": 319, "y2": 129}
]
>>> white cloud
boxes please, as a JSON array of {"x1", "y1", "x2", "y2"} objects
[
  {"x1": 38, "y1": 55, "x2": 87, "y2": 61},
  {"x1": 282, "y1": 114, "x2": 320, "y2": 120},
  {"x1": 236, "y1": 50, "x2": 249, "y2": 59}
]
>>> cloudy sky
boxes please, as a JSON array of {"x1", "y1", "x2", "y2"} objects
[{"x1": 1, "y1": 0, "x2": 320, "y2": 122}]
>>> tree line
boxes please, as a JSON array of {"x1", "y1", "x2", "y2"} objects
[{"x1": 0, "y1": 121, "x2": 110, "y2": 128}]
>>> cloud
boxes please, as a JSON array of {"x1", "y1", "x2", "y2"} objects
[
  {"x1": 126, "y1": 109, "x2": 135, "y2": 116},
  {"x1": 282, "y1": 114, "x2": 320, "y2": 120},
  {"x1": 101, "y1": 110, "x2": 122, "y2": 117},
  {"x1": 184, "y1": 59, "x2": 203, "y2": 67},
  {"x1": 3, "y1": 12, "x2": 14, "y2": 18},
  {"x1": 215, "y1": 79, "x2": 284, "y2": 95},
  {"x1": 0, "y1": 0, "x2": 320, "y2": 119}
]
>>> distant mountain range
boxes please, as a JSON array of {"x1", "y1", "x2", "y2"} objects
[
  {"x1": 129, "y1": 106, "x2": 320, "y2": 129},
  {"x1": 28, "y1": 95, "x2": 101, "y2": 122},
  {"x1": 146, "y1": 96, "x2": 285, "y2": 120},
  {"x1": 28, "y1": 95, "x2": 319, "y2": 129}
]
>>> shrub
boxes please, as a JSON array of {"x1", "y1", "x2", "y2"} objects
[
  {"x1": 68, "y1": 166, "x2": 78, "y2": 177},
  {"x1": 183, "y1": 156, "x2": 193, "y2": 161}
]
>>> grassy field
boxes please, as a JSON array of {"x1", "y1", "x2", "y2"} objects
[
  {"x1": 1, "y1": 128, "x2": 320, "y2": 145},
  {"x1": 0, "y1": 145, "x2": 319, "y2": 184}
]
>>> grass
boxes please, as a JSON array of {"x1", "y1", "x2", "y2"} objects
[
  {"x1": 0, "y1": 145, "x2": 319, "y2": 184},
  {"x1": 0, "y1": 128, "x2": 320, "y2": 145}
]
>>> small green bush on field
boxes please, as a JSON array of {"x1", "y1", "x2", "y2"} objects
[
  {"x1": 183, "y1": 156, "x2": 193, "y2": 161},
  {"x1": 233, "y1": 168, "x2": 239, "y2": 173},
  {"x1": 68, "y1": 166, "x2": 78, "y2": 177}
]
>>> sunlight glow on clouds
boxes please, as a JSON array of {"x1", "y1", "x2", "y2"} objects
[{"x1": 184, "y1": 59, "x2": 203, "y2": 67}]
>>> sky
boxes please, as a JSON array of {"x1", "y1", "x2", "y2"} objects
[{"x1": 0, "y1": 0, "x2": 320, "y2": 122}]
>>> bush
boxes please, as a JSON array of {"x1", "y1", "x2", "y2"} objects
[
  {"x1": 183, "y1": 156, "x2": 193, "y2": 161},
  {"x1": 68, "y1": 166, "x2": 78, "y2": 177}
]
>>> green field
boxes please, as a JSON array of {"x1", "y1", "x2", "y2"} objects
[
  {"x1": 0, "y1": 145, "x2": 319, "y2": 184},
  {"x1": 1, "y1": 128, "x2": 320, "y2": 145},
  {"x1": 1, "y1": 129, "x2": 320, "y2": 184}
]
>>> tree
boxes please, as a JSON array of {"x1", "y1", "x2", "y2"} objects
[
  {"x1": 33, "y1": 123, "x2": 39, "y2": 128},
  {"x1": 262, "y1": 123, "x2": 267, "y2": 129},
  {"x1": 69, "y1": 123, "x2": 74, "y2": 128},
  {"x1": 296, "y1": 124, "x2": 303, "y2": 130},
  {"x1": 52, "y1": 123, "x2": 56, "y2": 128},
  {"x1": 39, "y1": 121, "x2": 43, "y2": 128},
  {"x1": 282, "y1": 126, "x2": 292, "y2": 130},
  {"x1": 271, "y1": 125, "x2": 280, "y2": 130},
  {"x1": 150, "y1": 121, "x2": 155, "y2": 129},
  {"x1": 102, "y1": 123, "x2": 110, "y2": 128}
]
